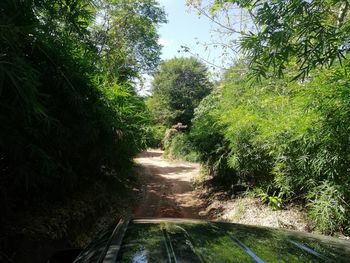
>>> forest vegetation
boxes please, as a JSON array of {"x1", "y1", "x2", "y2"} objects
[
  {"x1": 0, "y1": 0, "x2": 165, "y2": 260},
  {"x1": 1, "y1": 0, "x2": 350, "y2": 260},
  {"x1": 149, "y1": 0, "x2": 350, "y2": 236}
]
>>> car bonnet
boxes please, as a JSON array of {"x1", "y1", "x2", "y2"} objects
[{"x1": 75, "y1": 218, "x2": 350, "y2": 263}]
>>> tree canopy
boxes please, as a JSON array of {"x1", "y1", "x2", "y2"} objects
[
  {"x1": 147, "y1": 57, "x2": 212, "y2": 126},
  {"x1": 0, "y1": 0, "x2": 165, "y2": 219},
  {"x1": 188, "y1": 0, "x2": 350, "y2": 79},
  {"x1": 93, "y1": 0, "x2": 167, "y2": 81}
]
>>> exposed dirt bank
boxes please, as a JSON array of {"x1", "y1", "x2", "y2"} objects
[{"x1": 197, "y1": 189, "x2": 311, "y2": 231}]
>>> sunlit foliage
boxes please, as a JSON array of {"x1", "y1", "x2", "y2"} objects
[
  {"x1": 148, "y1": 57, "x2": 212, "y2": 126},
  {"x1": 188, "y1": 62, "x2": 350, "y2": 233},
  {"x1": 188, "y1": 0, "x2": 350, "y2": 80}
]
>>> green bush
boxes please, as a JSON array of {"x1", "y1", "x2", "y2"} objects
[
  {"x1": 190, "y1": 90, "x2": 236, "y2": 183},
  {"x1": 307, "y1": 181, "x2": 348, "y2": 234},
  {"x1": 190, "y1": 63, "x2": 350, "y2": 233},
  {"x1": 258, "y1": 191, "x2": 284, "y2": 210},
  {"x1": 145, "y1": 124, "x2": 167, "y2": 148},
  {"x1": 164, "y1": 132, "x2": 200, "y2": 162}
]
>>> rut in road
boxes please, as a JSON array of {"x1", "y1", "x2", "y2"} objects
[{"x1": 133, "y1": 149, "x2": 204, "y2": 218}]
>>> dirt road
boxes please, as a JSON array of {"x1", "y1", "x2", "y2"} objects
[
  {"x1": 131, "y1": 149, "x2": 316, "y2": 235},
  {"x1": 132, "y1": 149, "x2": 203, "y2": 218}
]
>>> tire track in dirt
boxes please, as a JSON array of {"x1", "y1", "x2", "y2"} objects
[{"x1": 132, "y1": 149, "x2": 204, "y2": 218}]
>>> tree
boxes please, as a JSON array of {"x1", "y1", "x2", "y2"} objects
[
  {"x1": 187, "y1": 0, "x2": 350, "y2": 79},
  {"x1": 0, "y1": 0, "x2": 165, "y2": 214},
  {"x1": 92, "y1": 0, "x2": 167, "y2": 82},
  {"x1": 149, "y1": 57, "x2": 212, "y2": 126}
]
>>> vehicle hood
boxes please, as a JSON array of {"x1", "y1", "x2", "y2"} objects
[{"x1": 75, "y1": 218, "x2": 350, "y2": 263}]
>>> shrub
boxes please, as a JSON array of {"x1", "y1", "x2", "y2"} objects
[
  {"x1": 190, "y1": 90, "x2": 236, "y2": 184},
  {"x1": 307, "y1": 181, "x2": 348, "y2": 234},
  {"x1": 145, "y1": 124, "x2": 167, "y2": 148},
  {"x1": 190, "y1": 62, "x2": 350, "y2": 233},
  {"x1": 164, "y1": 132, "x2": 200, "y2": 162}
]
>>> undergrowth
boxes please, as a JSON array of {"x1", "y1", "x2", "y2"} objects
[{"x1": 166, "y1": 63, "x2": 350, "y2": 235}]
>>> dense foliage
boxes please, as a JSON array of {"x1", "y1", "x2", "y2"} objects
[
  {"x1": 162, "y1": 0, "x2": 350, "y2": 235},
  {"x1": 163, "y1": 132, "x2": 200, "y2": 162},
  {"x1": 182, "y1": 62, "x2": 350, "y2": 234},
  {"x1": 0, "y1": 0, "x2": 165, "y2": 230},
  {"x1": 3, "y1": 0, "x2": 350, "y2": 244},
  {"x1": 147, "y1": 57, "x2": 212, "y2": 127},
  {"x1": 151, "y1": 60, "x2": 350, "y2": 234},
  {"x1": 188, "y1": 0, "x2": 350, "y2": 79}
]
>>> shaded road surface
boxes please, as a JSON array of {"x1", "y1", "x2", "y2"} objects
[{"x1": 133, "y1": 149, "x2": 204, "y2": 218}]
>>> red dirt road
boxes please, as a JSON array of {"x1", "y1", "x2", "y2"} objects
[{"x1": 132, "y1": 149, "x2": 204, "y2": 219}]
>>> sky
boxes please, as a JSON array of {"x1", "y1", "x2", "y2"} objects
[
  {"x1": 139, "y1": 0, "x2": 239, "y2": 95},
  {"x1": 157, "y1": 0, "x2": 227, "y2": 71}
]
